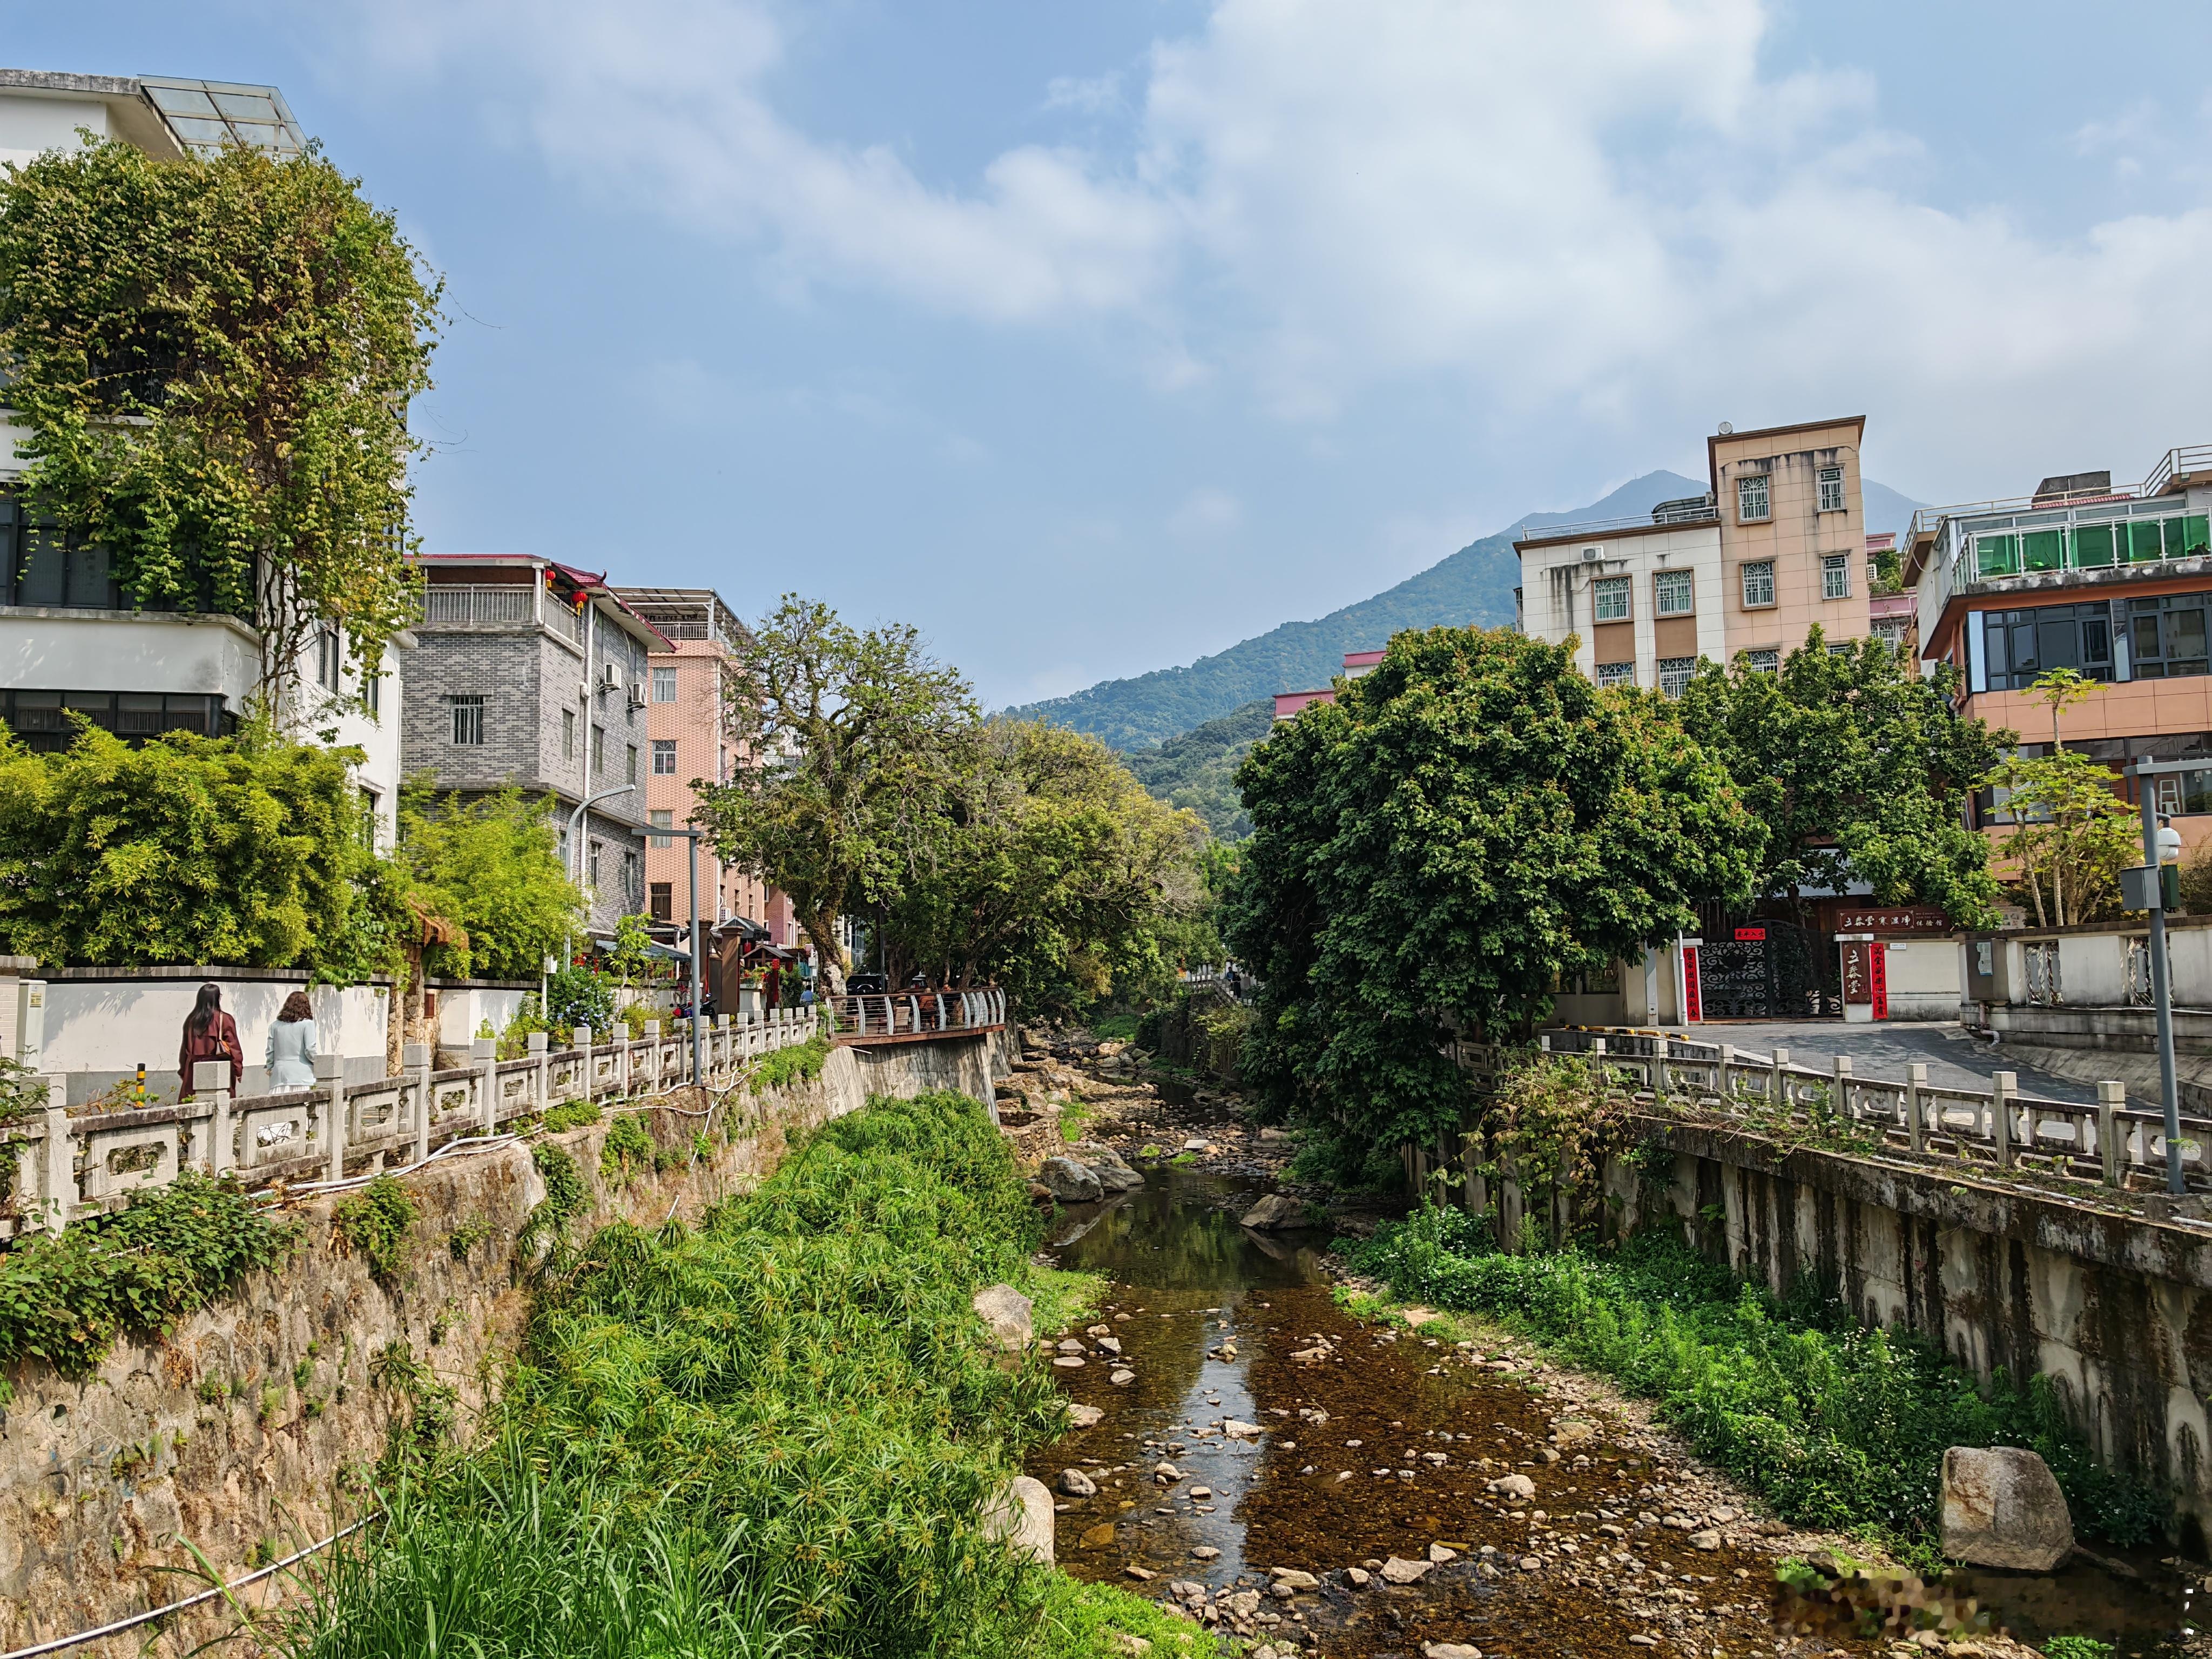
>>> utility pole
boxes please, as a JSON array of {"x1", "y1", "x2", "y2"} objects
[
  {"x1": 658, "y1": 827, "x2": 712, "y2": 1090},
  {"x1": 2128, "y1": 760, "x2": 2191, "y2": 1193}
]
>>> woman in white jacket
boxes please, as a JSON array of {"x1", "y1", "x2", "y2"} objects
[{"x1": 266, "y1": 990, "x2": 320, "y2": 1090}]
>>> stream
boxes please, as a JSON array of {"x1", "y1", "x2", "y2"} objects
[{"x1": 1026, "y1": 1166, "x2": 2208, "y2": 1659}]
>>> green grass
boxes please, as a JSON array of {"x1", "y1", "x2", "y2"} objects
[
  {"x1": 1085, "y1": 1013, "x2": 1143, "y2": 1043},
  {"x1": 1352, "y1": 1206, "x2": 2168, "y2": 1556},
  {"x1": 276, "y1": 1090, "x2": 1215, "y2": 1659},
  {"x1": 751, "y1": 1033, "x2": 832, "y2": 1094},
  {"x1": 333, "y1": 1177, "x2": 419, "y2": 1284},
  {"x1": 0, "y1": 1174, "x2": 294, "y2": 1401}
]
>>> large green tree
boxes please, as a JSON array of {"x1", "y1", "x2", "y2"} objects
[
  {"x1": 394, "y1": 784, "x2": 584, "y2": 979},
  {"x1": 694, "y1": 596, "x2": 975, "y2": 980},
  {"x1": 1675, "y1": 630, "x2": 2004, "y2": 926},
  {"x1": 878, "y1": 718, "x2": 1208, "y2": 1010},
  {"x1": 0, "y1": 136, "x2": 440, "y2": 710},
  {"x1": 1226, "y1": 626, "x2": 1756, "y2": 1177}
]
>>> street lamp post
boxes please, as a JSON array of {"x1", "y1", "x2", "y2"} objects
[
  {"x1": 2128, "y1": 760, "x2": 2191, "y2": 1194},
  {"x1": 658, "y1": 826, "x2": 711, "y2": 1090}
]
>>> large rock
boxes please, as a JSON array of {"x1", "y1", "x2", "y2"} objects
[
  {"x1": 983, "y1": 1475, "x2": 1056, "y2": 1565},
  {"x1": 1240, "y1": 1193, "x2": 1305, "y2": 1230},
  {"x1": 1057, "y1": 1467, "x2": 1099, "y2": 1498},
  {"x1": 1380, "y1": 1555, "x2": 1433, "y2": 1584},
  {"x1": 1039, "y1": 1157, "x2": 1105, "y2": 1203},
  {"x1": 1941, "y1": 1446, "x2": 2074, "y2": 1570},
  {"x1": 973, "y1": 1283, "x2": 1034, "y2": 1351}
]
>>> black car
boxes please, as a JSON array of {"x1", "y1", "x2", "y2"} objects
[{"x1": 845, "y1": 972, "x2": 889, "y2": 996}]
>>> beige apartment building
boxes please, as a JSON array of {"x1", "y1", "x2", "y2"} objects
[
  {"x1": 610, "y1": 588, "x2": 769, "y2": 928},
  {"x1": 1515, "y1": 416, "x2": 1872, "y2": 689}
]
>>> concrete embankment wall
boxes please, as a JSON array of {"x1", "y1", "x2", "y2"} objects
[
  {"x1": 1601, "y1": 1121, "x2": 2212, "y2": 1540},
  {"x1": 0, "y1": 1032, "x2": 1011, "y2": 1659}
]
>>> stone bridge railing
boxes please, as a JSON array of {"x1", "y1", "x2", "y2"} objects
[
  {"x1": 2, "y1": 1008, "x2": 821, "y2": 1238},
  {"x1": 1439, "y1": 1026, "x2": 2206, "y2": 1197}
]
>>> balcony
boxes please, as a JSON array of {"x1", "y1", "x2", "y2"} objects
[{"x1": 419, "y1": 583, "x2": 586, "y2": 646}]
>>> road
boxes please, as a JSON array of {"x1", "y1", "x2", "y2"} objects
[{"x1": 1655, "y1": 1019, "x2": 2103, "y2": 1105}]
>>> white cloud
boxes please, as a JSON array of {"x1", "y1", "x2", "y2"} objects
[
  {"x1": 332, "y1": 0, "x2": 2212, "y2": 497},
  {"x1": 1167, "y1": 487, "x2": 1243, "y2": 538}
]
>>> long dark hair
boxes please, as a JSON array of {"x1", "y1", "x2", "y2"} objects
[{"x1": 188, "y1": 982, "x2": 223, "y2": 1035}]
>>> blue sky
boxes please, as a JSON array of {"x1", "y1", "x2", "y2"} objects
[{"x1": 10, "y1": 2, "x2": 2212, "y2": 706}]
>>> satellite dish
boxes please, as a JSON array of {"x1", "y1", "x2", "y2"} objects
[{"x1": 1717, "y1": 421, "x2": 1734, "y2": 435}]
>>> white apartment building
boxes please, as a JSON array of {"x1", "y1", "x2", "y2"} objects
[{"x1": 0, "y1": 70, "x2": 404, "y2": 843}]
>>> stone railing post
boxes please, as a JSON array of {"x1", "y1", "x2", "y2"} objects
[
  {"x1": 645, "y1": 1020, "x2": 662, "y2": 1092},
  {"x1": 1906, "y1": 1063, "x2": 1927, "y2": 1155},
  {"x1": 1651, "y1": 1035, "x2": 1669, "y2": 1097},
  {"x1": 2099, "y1": 1080, "x2": 2125, "y2": 1186},
  {"x1": 1992, "y1": 1070, "x2": 2016, "y2": 1169},
  {"x1": 196, "y1": 1060, "x2": 235, "y2": 1177},
  {"x1": 474, "y1": 1037, "x2": 498, "y2": 1135},
  {"x1": 405, "y1": 1042, "x2": 432, "y2": 1164},
  {"x1": 1771, "y1": 1047, "x2": 1790, "y2": 1114},
  {"x1": 1589, "y1": 1036, "x2": 1607, "y2": 1096},
  {"x1": 1714, "y1": 1043, "x2": 1735, "y2": 1106},
  {"x1": 318, "y1": 1053, "x2": 347, "y2": 1183},
  {"x1": 1832, "y1": 1056, "x2": 1852, "y2": 1121},
  {"x1": 529, "y1": 1031, "x2": 549, "y2": 1113},
  {"x1": 41, "y1": 1097, "x2": 73, "y2": 1232},
  {"x1": 574, "y1": 1027, "x2": 592, "y2": 1104}
]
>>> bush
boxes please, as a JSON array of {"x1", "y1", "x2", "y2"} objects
[
  {"x1": 396, "y1": 786, "x2": 584, "y2": 980},
  {"x1": 0, "y1": 1175, "x2": 295, "y2": 1401},
  {"x1": 751, "y1": 1032, "x2": 831, "y2": 1094},
  {"x1": 598, "y1": 1115, "x2": 655, "y2": 1183},
  {"x1": 1353, "y1": 1209, "x2": 2167, "y2": 1551},
  {"x1": 281, "y1": 1090, "x2": 1207, "y2": 1659},
  {"x1": 333, "y1": 1176, "x2": 419, "y2": 1284},
  {"x1": 543, "y1": 967, "x2": 615, "y2": 1041}
]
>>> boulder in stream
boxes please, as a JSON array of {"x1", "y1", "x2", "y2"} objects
[
  {"x1": 1239, "y1": 1193, "x2": 1305, "y2": 1230},
  {"x1": 1040, "y1": 1157, "x2": 1105, "y2": 1202},
  {"x1": 982, "y1": 1475, "x2": 1055, "y2": 1565},
  {"x1": 1940, "y1": 1446, "x2": 2074, "y2": 1570},
  {"x1": 1056, "y1": 1467, "x2": 1098, "y2": 1497},
  {"x1": 972, "y1": 1283, "x2": 1034, "y2": 1350}
]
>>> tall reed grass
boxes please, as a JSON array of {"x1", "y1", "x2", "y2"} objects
[{"x1": 275, "y1": 1090, "x2": 1205, "y2": 1658}]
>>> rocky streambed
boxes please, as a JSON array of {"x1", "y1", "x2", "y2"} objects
[{"x1": 1005, "y1": 1029, "x2": 2207, "y2": 1659}]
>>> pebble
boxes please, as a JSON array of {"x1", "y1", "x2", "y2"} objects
[
  {"x1": 1057, "y1": 1468, "x2": 1098, "y2": 1498},
  {"x1": 1052, "y1": 1356, "x2": 1086, "y2": 1369},
  {"x1": 1191, "y1": 1546, "x2": 1220, "y2": 1561},
  {"x1": 1344, "y1": 1566, "x2": 1371, "y2": 1587},
  {"x1": 1110, "y1": 1368, "x2": 1136, "y2": 1386},
  {"x1": 1068, "y1": 1404, "x2": 1104, "y2": 1428},
  {"x1": 1189, "y1": 1486, "x2": 1213, "y2": 1499},
  {"x1": 1428, "y1": 1543, "x2": 1459, "y2": 1563},
  {"x1": 1380, "y1": 1556, "x2": 1433, "y2": 1584},
  {"x1": 1423, "y1": 1645, "x2": 1482, "y2": 1659}
]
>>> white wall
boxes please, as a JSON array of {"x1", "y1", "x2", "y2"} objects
[
  {"x1": 0, "y1": 93, "x2": 112, "y2": 175},
  {"x1": 0, "y1": 610, "x2": 260, "y2": 703},
  {"x1": 1880, "y1": 938, "x2": 1959, "y2": 1020},
  {"x1": 1518, "y1": 523, "x2": 1725, "y2": 685},
  {"x1": 433, "y1": 986, "x2": 531, "y2": 1047},
  {"x1": 41, "y1": 975, "x2": 391, "y2": 1105}
]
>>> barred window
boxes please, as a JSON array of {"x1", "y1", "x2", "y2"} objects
[
  {"x1": 1743, "y1": 649, "x2": 1779, "y2": 674},
  {"x1": 1741, "y1": 561, "x2": 1775, "y2": 608},
  {"x1": 1654, "y1": 570, "x2": 1694, "y2": 616},
  {"x1": 1595, "y1": 661, "x2": 1636, "y2": 688},
  {"x1": 1822, "y1": 553, "x2": 1852, "y2": 600},
  {"x1": 1737, "y1": 474, "x2": 1770, "y2": 523},
  {"x1": 449, "y1": 694, "x2": 484, "y2": 746},
  {"x1": 1817, "y1": 466, "x2": 1845, "y2": 513},
  {"x1": 1593, "y1": 576, "x2": 1631, "y2": 622},
  {"x1": 653, "y1": 739, "x2": 678, "y2": 775},
  {"x1": 1657, "y1": 657, "x2": 1696, "y2": 698}
]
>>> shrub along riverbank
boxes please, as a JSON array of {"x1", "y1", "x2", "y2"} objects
[
  {"x1": 1353, "y1": 1206, "x2": 2167, "y2": 1560},
  {"x1": 279, "y1": 1090, "x2": 1207, "y2": 1659}
]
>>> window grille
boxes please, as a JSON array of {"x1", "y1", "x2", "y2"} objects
[
  {"x1": 1657, "y1": 657, "x2": 1696, "y2": 698},
  {"x1": 1654, "y1": 570, "x2": 1694, "y2": 616},
  {"x1": 1821, "y1": 554, "x2": 1851, "y2": 600},
  {"x1": 653, "y1": 739, "x2": 678, "y2": 775},
  {"x1": 1741, "y1": 561, "x2": 1775, "y2": 607},
  {"x1": 1593, "y1": 576, "x2": 1630, "y2": 622},
  {"x1": 449, "y1": 694, "x2": 485, "y2": 746},
  {"x1": 1743, "y1": 649, "x2": 1779, "y2": 673},
  {"x1": 1817, "y1": 467, "x2": 1845, "y2": 513},
  {"x1": 1737, "y1": 475, "x2": 1770, "y2": 522},
  {"x1": 1595, "y1": 662, "x2": 1635, "y2": 688}
]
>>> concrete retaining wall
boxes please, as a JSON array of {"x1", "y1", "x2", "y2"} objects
[
  {"x1": 0, "y1": 1032, "x2": 1010, "y2": 1658},
  {"x1": 1604, "y1": 1120, "x2": 2212, "y2": 1539}
]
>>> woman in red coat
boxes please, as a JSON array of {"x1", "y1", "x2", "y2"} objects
[{"x1": 178, "y1": 982, "x2": 246, "y2": 1099}]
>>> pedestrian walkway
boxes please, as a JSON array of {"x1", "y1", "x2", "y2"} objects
[{"x1": 1655, "y1": 1020, "x2": 2103, "y2": 1105}]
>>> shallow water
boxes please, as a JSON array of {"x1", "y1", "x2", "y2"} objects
[{"x1": 1029, "y1": 1168, "x2": 2207, "y2": 1658}]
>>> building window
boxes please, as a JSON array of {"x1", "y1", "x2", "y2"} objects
[
  {"x1": 1595, "y1": 661, "x2": 1635, "y2": 688},
  {"x1": 650, "y1": 881, "x2": 673, "y2": 922},
  {"x1": 650, "y1": 808, "x2": 673, "y2": 848},
  {"x1": 1736, "y1": 475, "x2": 1770, "y2": 523},
  {"x1": 363, "y1": 667, "x2": 379, "y2": 716},
  {"x1": 588, "y1": 839, "x2": 602, "y2": 889},
  {"x1": 359, "y1": 787, "x2": 380, "y2": 843},
  {"x1": 1654, "y1": 570, "x2": 1694, "y2": 617},
  {"x1": 623, "y1": 849, "x2": 641, "y2": 909},
  {"x1": 563, "y1": 708, "x2": 576, "y2": 761},
  {"x1": 316, "y1": 629, "x2": 341, "y2": 690},
  {"x1": 449, "y1": 694, "x2": 484, "y2": 746},
  {"x1": 652, "y1": 666, "x2": 678, "y2": 703},
  {"x1": 1741, "y1": 561, "x2": 1775, "y2": 608},
  {"x1": 652, "y1": 739, "x2": 678, "y2": 775},
  {"x1": 1593, "y1": 576, "x2": 1631, "y2": 622},
  {"x1": 1743, "y1": 649, "x2": 1779, "y2": 674},
  {"x1": 626, "y1": 743, "x2": 638, "y2": 784},
  {"x1": 1821, "y1": 554, "x2": 1852, "y2": 600},
  {"x1": 1817, "y1": 466, "x2": 1845, "y2": 513},
  {"x1": 1657, "y1": 657, "x2": 1696, "y2": 698},
  {"x1": 592, "y1": 724, "x2": 605, "y2": 776}
]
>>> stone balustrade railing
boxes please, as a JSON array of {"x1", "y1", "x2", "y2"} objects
[
  {"x1": 2, "y1": 1008, "x2": 821, "y2": 1238},
  {"x1": 1450, "y1": 1025, "x2": 2207, "y2": 1195}
]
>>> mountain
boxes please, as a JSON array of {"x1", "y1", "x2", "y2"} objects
[
  {"x1": 1121, "y1": 697, "x2": 1273, "y2": 841},
  {"x1": 1023, "y1": 468, "x2": 1926, "y2": 753},
  {"x1": 1012, "y1": 470, "x2": 1704, "y2": 751}
]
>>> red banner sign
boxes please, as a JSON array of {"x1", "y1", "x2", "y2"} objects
[
  {"x1": 1681, "y1": 945, "x2": 1702, "y2": 1022},
  {"x1": 1734, "y1": 926, "x2": 1766, "y2": 941}
]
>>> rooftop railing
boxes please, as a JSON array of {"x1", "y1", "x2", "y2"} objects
[
  {"x1": 1513, "y1": 502, "x2": 1719, "y2": 547},
  {"x1": 1910, "y1": 444, "x2": 2212, "y2": 545}
]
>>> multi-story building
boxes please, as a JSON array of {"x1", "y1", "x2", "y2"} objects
[
  {"x1": 1904, "y1": 445, "x2": 2212, "y2": 847},
  {"x1": 0, "y1": 70, "x2": 404, "y2": 842},
  {"x1": 407, "y1": 556, "x2": 662, "y2": 932},
  {"x1": 607, "y1": 588, "x2": 770, "y2": 928},
  {"x1": 1514, "y1": 417, "x2": 1871, "y2": 690},
  {"x1": 1273, "y1": 649, "x2": 1383, "y2": 721}
]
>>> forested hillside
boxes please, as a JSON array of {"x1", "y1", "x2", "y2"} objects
[{"x1": 1120, "y1": 698, "x2": 1273, "y2": 840}]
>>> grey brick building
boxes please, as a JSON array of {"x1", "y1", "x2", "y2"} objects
[{"x1": 405, "y1": 555, "x2": 665, "y2": 935}]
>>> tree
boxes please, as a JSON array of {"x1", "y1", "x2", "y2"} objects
[
  {"x1": 694, "y1": 596, "x2": 975, "y2": 983},
  {"x1": 0, "y1": 136, "x2": 440, "y2": 712},
  {"x1": 1676, "y1": 631, "x2": 2005, "y2": 927},
  {"x1": 0, "y1": 721, "x2": 397, "y2": 977},
  {"x1": 877, "y1": 719, "x2": 1208, "y2": 1010},
  {"x1": 394, "y1": 785, "x2": 583, "y2": 980},
  {"x1": 1225, "y1": 627, "x2": 1757, "y2": 1178},
  {"x1": 1983, "y1": 750, "x2": 2137, "y2": 928}
]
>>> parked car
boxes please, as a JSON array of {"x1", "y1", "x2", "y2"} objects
[{"x1": 846, "y1": 972, "x2": 889, "y2": 996}]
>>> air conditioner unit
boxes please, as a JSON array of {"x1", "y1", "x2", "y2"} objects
[
  {"x1": 630, "y1": 676, "x2": 649, "y2": 707},
  {"x1": 599, "y1": 660, "x2": 621, "y2": 689},
  {"x1": 1581, "y1": 547, "x2": 1602, "y2": 563}
]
